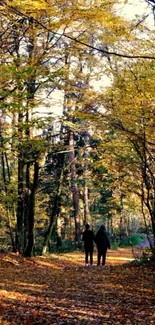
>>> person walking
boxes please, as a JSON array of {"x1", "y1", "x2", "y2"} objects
[
  {"x1": 95, "y1": 225, "x2": 111, "y2": 266},
  {"x1": 82, "y1": 223, "x2": 95, "y2": 266}
]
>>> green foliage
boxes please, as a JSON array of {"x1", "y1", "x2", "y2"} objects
[
  {"x1": 119, "y1": 233, "x2": 144, "y2": 247},
  {"x1": 49, "y1": 240, "x2": 82, "y2": 253},
  {"x1": 128, "y1": 234, "x2": 144, "y2": 245},
  {"x1": 110, "y1": 241, "x2": 119, "y2": 250}
]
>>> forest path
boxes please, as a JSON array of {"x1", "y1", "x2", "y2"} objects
[{"x1": 0, "y1": 249, "x2": 154, "y2": 325}]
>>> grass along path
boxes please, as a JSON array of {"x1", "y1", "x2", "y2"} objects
[{"x1": 0, "y1": 249, "x2": 154, "y2": 324}]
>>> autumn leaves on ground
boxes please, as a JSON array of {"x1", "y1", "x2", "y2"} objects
[{"x1": 0, "y1": 249, "x2": 155, "y2": 325}]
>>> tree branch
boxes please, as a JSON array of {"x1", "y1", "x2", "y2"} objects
[{"x1": 2, "y1": 0, "x2": 155, "y2": 61}]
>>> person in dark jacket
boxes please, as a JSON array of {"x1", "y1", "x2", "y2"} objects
[
  {"x1": 95, "y1": 225, "x2": 110, "y2": 266},
  {"x1": 82, "y1": 223, "x2": 95, "y2": 265}
]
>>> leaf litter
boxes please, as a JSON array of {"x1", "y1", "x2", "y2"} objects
[{"x1": 0, "y1": 249, "x2": 154, "y2": 324}]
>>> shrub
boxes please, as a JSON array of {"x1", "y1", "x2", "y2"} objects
[
  {"x1": 128, "y1": 233, "x2": 144, "y2": 246},
  {"x1": 50, "y1": 239, "x2": 83, "y2": 253},
  {"x1": 119, "y1": 233, "x2": 144, "y2": 247}
]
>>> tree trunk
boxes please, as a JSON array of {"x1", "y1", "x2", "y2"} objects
[
  {"x1": 56, "y1": 216, "x2": 62, "y2": 248},
  {"x1": 24, "y1": 161, "x2": 39, "y2": 257},
  {"x1": 42, "y1": 159, "x2": 64, "y2": 255},
  {"x1": 0, "y1": 128, "x2": 16, "y2": 251},
  {"x1": 69, "y1": 131, "x2": 81, "y2": 242},
  {"x1": 6, "y1": 209, "x2": 16, "y2": 252},
  {"x1": 23, "y1": 21, "x2": 37, "y2": 257},
  {"x1": 16, "y1": 156, "x2": 24, "y2": 253},
  {"x1": 119, "y1": 193, "x2": 124, "y2": 241},
  {"x1": 83, "y1": 134, "x2": 90, "y2": 224},
  {"x1": 16, "y1": 152, "x2": 24, "y2": 253},
  {"x1": 84, "y1": 183, "x2": 90, "y2": 224}
]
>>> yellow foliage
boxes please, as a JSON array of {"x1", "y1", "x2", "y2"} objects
[{"x1": 8, "y1": 0, "x2": 48, "y2": 11}]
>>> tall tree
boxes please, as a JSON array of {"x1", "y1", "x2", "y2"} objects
[{"x1": 102, "y1": 59, "x2": 155, "y2": 254}]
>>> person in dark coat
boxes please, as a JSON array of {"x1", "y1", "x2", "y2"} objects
[
  {"x1": 82, "y1": 223, "x2": 95, "y2": 265},
  {"x1": 95, "y1": 225, "x2": 111, "y2": 266}
]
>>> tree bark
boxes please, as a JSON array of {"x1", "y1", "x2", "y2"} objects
[
  {"x1": 69, "y1": 131, "x2": 81, "y2": 242},
  {"x1": 24, "y1": 161, "x2": 39, "y2": 257},
  {"x1": 16, "y1": 149, "x2": 24, "y2": 253},
  {"x1": 83, "y1": 183, "x2": 90, "y2": 224},
  {"x1": 42, "y1": 156, "x2": 64, "y2": 255},
  {"x1": 0, "y1": 137, "x2": 16, "y2": 251}
]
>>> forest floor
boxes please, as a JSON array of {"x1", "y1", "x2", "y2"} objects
[{"x1": 0, "y1": 248, "x2": 155, "y2": 325}]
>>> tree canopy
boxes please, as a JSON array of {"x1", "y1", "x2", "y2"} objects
[{"x1": 0, "y1": 0, "x2": 155, "y2": 258}]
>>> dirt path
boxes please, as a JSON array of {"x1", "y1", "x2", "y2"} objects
[{"x1": 0, "y1": 249, "x2": 154, "y2": 324}]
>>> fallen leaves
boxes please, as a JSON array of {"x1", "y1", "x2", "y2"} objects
[{"x1": 0, "y1": 249, "x2": 154, "y2": 324}]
